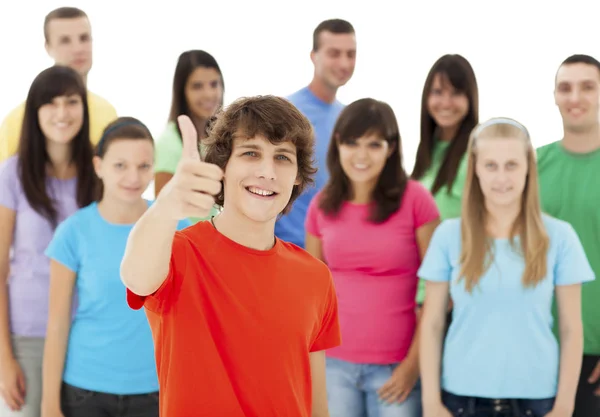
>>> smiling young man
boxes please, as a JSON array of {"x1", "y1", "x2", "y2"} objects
[
  {"x1": 120, "y1": 95, "x2": 341, "y2": 417},
  {"x1": 537, "y1": 54, "x2": 600, "y2": 417}
]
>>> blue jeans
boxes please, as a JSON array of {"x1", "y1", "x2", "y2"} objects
[
  {"x1": 442, "y1": 391, "x2": 555, "y2": 417},
  {"x1": 326, "y1": 357, "x2": 422, "y2": 417}
]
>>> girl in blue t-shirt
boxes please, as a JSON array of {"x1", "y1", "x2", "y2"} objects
[
  {"x1": 41, "y1": 117, "x2": 191, "y2": 417},
  {"x1": 418, "y1": 117, "x2": 595, "y2": 417}
]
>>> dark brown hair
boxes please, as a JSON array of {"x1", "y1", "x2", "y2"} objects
[
  {"x1": 312, "y1": 19, "x2": 355, "y2": 51},
  {"x1": 17, "y1": 65, "x2": 97, "y2": 227},
  {"x1": 411, "y1": 54, "x2": 479, "y2": 195},
  {"x1": 168, "y1": 50, "x2": 224, "y2": 140},
  {"x1": 204, "y1": 95, "x2": 316, "y2": 214},
  {"x1": 94, "y1": 117, "x2": 154, "y2": 200},
  {"x1": 318, "y1": 98, "x2": 407, "y2": 223},
  {"x1": 43, "y1": 7, "x2": 88, "y2": 43},
  {"x1": 557, "y1": 54, "x2": 600, "y2": 81}
]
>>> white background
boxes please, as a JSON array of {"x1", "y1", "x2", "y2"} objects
[{"x1": 1, "y1": 0, "x2": 598, "y2": 198}]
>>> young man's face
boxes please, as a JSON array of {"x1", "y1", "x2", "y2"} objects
[
  {"x1": 222, "y1": 135, "x2": 301, "y2": 223},
  {"x1": 554, "y1": 62, "x2": 600, "y2": 134},
  {"x1": 45, "y1": 17, "x2": 93, "y2": 78},
  {"x1": 311, "y1": 31, "x2": 356, "y2": 91}
]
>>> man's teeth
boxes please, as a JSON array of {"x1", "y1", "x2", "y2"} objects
[{"x1": 248, "y1": 187, "x2": 274, "y2": 196}]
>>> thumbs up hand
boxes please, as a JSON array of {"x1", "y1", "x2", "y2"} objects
[{"x1": 156, "y1": 115, "x2": 224, "y2": 220}]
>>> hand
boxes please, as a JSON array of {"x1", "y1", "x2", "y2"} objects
[
  {"x1": 0, "y1": 357, "x2": 25, "y2": 411},
  {"x1": 588, "y1": 359, "x2": 600, "y2": 396},
  {"x1": 423, "y1": 402, "x2": 453, "y2": 417},
  {"x1": 377, "y1": 359, "x2": 419, "y2": 404},
  {"x1": 156, "y1": 115, "x2": 223, "y2": 220}
]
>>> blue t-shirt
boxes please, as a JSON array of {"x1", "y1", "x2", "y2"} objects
[
  {"x1": 274, "y1": 87, "x2": 344, "y2": 248},
  {"x1": 45, "y1": 200, "x2": 191, "y2": 394},
  {"x1": 418, "y1": 215, "x2": 595, "y2": 399}
]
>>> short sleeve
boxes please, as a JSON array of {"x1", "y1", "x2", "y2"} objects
[
  {"x1": 45, "y1": 217, "x2": 80, "y2": 272},
  {"x1": 305, "y1": 193, "x2": 323, "y2": 238},
  {"x1": 310, "y1": 275, "x2": 341, "y2": 352},
  {"x1": 417, "y1": 220, "x2": 455, "y2": 282},
  {"x1": 0, "y1": 158, "x2": 19, "y2": 210},
  {"x1": 554, "y1": 222, "x2": 595, "y2": 286},
  {"x1": 154, "y1": 124, "x2": 182, "y2": 174},
  {"x1": 126, "y1": 231, "x2": 187, "y2": 313},
  {"x1": 410, "y1": 181, "x2": 441, "y2": 228}
]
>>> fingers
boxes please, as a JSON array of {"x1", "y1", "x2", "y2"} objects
[
  {"x1": 180, "y1": 160, "x2": 224, "y2": 182},
  {"x1": 179, "y1": 176, "x2": 222, "y2": 197},
  {"x1": 178, "y1": 115, "x2": 201, "y2": 162},
  {"x1": 377, "y1": 382, "x2": 406, "y2": 404},
  {"x1": 180, "y1": 192, "x2": 217, "y2": 218},
  {"x1": 0, "y1": 385, "x2": 23, "y2": 411}
]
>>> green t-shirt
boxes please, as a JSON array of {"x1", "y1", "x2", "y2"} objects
[
  {"x1": 154, "y1": 121, "x2": 220, "y2": 223},
  {"x1": 537, "y1": 141, "x2": 600, "y2": 355},
  {"x1": 416, "y1": 140, "x2": 468, "y2": 304}
]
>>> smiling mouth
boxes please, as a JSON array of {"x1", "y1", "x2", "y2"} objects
[{"x1": 246, "y1": 186, "x2": 277, "y2": 197}]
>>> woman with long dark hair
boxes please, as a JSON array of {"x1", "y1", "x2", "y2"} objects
[
  {"x1": 154, "y1": 50, "x2": 225, "y2": 223},
  {"x1": 305, "y1": 98, "x2": 440, "y2": 417},
  {"x1": 0, "y1": 65, "x2": 97, "y2": 417}
]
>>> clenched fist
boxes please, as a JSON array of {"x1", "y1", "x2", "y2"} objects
[{"x1": 156, "y1": 115, "x2": 223, "y2": 220}]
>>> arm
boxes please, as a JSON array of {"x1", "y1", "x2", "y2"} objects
[
  {"x1": 41, "y1": 261, "x2": 75, "y2": 414},
  {"x1": 0, "y1": 206, "x2": 25, "y2": 411},
  {"x1": 404, "y1": 218, "x2": 440, "y2": 369},
  {"x1": 120, "y1": 202, "x2": 180, "y2": 296},
  {"x1": 552, "y1": 284, "x2": 584, "y2": 415},
  {"x1": 305, "y1": 232, "x2": 326, "y2": 264},
  {"x1": 309, "y1": 350, "x2": 329, "y2": 417},
  {"x1": 120, "y1": 116, "x2": 222, "y2": 297},
  {"x1": 154, "y1": 172, "x2": 174, "y2": 197},
  {"x1": 419, "y1": 280, "x2": 450, "y2": 413}
]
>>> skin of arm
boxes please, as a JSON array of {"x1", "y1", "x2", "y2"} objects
[
  {"x1": 41, "y1": 260, "x2": 76, "y2": 414},
  {"x1": 419, "y1": 280, "x2": 451, "y2": 414},
  {"x1": 551, "y1": 284, "x2": 584, "y2": 415},
  {"x1": 309, "y1": 350, "x2": 329, "y2": 417},
  {"x1": 0, "y1": 206, "x2": 25, "y2": 411}
]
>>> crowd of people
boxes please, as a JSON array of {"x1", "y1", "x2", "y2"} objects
[{"x1": 0, "y1": 6, "x2": 599, "y2": 417}]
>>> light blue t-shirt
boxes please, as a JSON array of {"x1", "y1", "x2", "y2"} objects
[
  {"x1": 274, "y1": 87, "x2": 344, "y2": 248},
  {"x1": 418, "y1": 215, "x2": 595, "y2": 399},
  {"x1": 45, "y1": 200, "x2": 191, "y2": 394}
]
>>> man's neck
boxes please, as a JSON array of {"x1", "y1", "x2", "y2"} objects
[
  {"x1": 562, "y1": 124, "x2": 600, "y2": 153},
  {"x1": 212, "y1": 208, "x2": 276, "y2": 251},
  {"x1": 308, "y1": 77, "x2": 337, "y2": 104}
]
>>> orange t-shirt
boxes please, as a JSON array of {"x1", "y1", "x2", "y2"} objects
[{"x1": 126, "y1": 221, "x2": 341, "y2": 417}]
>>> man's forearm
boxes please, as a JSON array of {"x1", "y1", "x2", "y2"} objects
[{"x1": 120, "y1": 202, "x2": 179, "y2": 296}]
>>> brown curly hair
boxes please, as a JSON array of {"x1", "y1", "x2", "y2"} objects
[{"x1": 203, "y1": 95, "x2": 316, "y2": 214}]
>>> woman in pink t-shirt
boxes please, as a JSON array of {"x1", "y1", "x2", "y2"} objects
[{"x1": 305, "y1": 98, "x2": 440, "y2": 417}]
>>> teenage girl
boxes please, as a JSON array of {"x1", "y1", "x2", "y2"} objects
[{"x1": 41, "y1": 118, "x2": 190, "y2": 417}]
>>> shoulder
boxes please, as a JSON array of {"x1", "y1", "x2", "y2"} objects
[
  {"x1": 278, "y1": 241, "x2": 330, "y2": 273},
  {"x1": 87, "y1": 91, "x2": 117, "y2": 112},
  {"x1": 156, "y1": 122, "x2": 182, "y2": 144},
  {"x1": 541, "y1": 213, "x2": 576, "y2": 239},
  {"x1": 60, "y1": 203, "x2": 96, "y2": 229},
  {"x1": 1, "y1": 102, "x2": 25, "y2": 123},
  {"x1": 0, "y1": 155, "x2": 19, "y2": 183},
  {"x1": 435, "y1": 217, "x2": 461, "y2": 238},
  {"x1": 404, "y1": 179, "x2": 434, "y2": 199},
  {"x1": 535, "y1": 141, "x2": 560, "y2": 161}
]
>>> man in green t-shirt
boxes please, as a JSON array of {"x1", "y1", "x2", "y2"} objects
[{"x1": 538, "y1": 54, "x2": 600, "y2": 417}]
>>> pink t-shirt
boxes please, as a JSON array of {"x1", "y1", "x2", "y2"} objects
[{"x1": 305, "y1": 180, "x2": 440, "y2": 364}]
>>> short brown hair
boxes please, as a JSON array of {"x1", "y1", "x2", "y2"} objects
[
  {"x1": 204, "y1": 95, "x2": 316, "y2": 214},
  {"x1": 312, "y1": 19, "x2": 355, "y2": 51},
  {"x1": 44, "y1": 7, "x2": 88, "y2": 43}
]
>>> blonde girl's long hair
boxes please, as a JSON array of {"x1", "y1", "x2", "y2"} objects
[{"x1": 459, "y1": 117, "x2": 549, "y2": 292}]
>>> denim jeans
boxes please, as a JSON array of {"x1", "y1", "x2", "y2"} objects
[
  {"x1": 326, "y1": 357, "x2": 422, "y2": 417},
  {"x1": 61, "y1": 383, "x2": 159, "y2": 417},
  {"x1": 442, "y1": 390, "x2": 555, "y2": 417}
]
